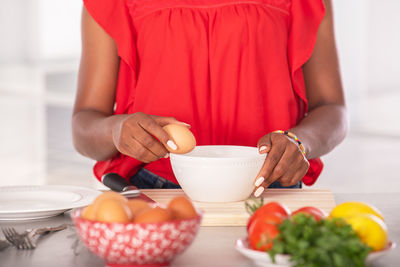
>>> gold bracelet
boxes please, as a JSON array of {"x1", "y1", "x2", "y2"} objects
[{"x1": 273, "y1": 130, "x2": 306, "y2": 155}]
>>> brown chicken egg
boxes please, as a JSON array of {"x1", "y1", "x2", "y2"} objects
[
  {"x1": 163, "y1": 124, "x2": 196, "y2": 154},
  {"x1": 133, "y1": 207, "x2": 172, "y2": 223},
  {"x1": 95, "y1": 198, "x2": 133, "y2": 223},
  {"x1": 93, "y1": 191, "x2": 128, "y2": 205},
  {"x1": 81, "y1": 191, "x2": 129, "y2": 221},
  {"x1": 167, "y1": 196, "x2": 198, "y2": 220},
  {"x1": 127, "y1": 199, "x2": 151, "y2": 218},
  {"x1": 81, "y1": 204, "x2": 97, "y2": 221}
]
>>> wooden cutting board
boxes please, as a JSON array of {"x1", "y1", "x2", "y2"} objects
[{"x1": 141, "y1": 189, "x2": 336, "y2": 227}]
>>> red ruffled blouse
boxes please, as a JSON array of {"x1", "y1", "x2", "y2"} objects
[{"x1": 84, "y1": 0, "x2": 325, "y2": 186}]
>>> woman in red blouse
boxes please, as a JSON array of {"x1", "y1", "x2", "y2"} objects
[{"x1": 72, "y1": 0, "x2": 347, "y2": 196}]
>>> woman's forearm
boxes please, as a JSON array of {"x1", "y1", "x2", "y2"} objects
[
  {"x1": 72, "y1": 110, "x2": 188, "y2": 163},
  {"x1": 290, "y1": 104, "x2": 348, "y2": 159},
  {"x1": 72, "y1": 110, "x2": 127, "y2": 161}
]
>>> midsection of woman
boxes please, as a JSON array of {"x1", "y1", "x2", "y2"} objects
[
  {"x1": 128, "y1": 1, "x2": 301, "y2": 182},
  {"x1": 133, "y1": 2, "x2": 296, "y2": 140},
  {"x1": 76, "y1": 0, "x2": 332, "y2": 187}
]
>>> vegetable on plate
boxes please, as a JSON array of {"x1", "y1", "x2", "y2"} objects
[{"x1": 244, "y1": 200, "x2": 390, "y2": 266}]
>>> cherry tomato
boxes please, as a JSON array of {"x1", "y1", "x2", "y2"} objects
[
  {"x1": 292, "y1": 206, "x2": 327, "y2": 221},
  {"x1": 247, "y1": 202, "x2": 290, "y2": 232},
  {"x1": 248, "y1": 216, "x2": 280, "y2": 251}
]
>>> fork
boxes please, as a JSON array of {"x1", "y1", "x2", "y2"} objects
[
  {"x1": 2, "y1": 224, "x2": 70, "y2": 249},
  {"x1": 0, "y1": 238, "x2": 10, "y2": 251}
]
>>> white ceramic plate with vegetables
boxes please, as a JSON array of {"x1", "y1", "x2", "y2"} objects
[
  {"x1": 241, "y1": 200, "x2": 395, "y2": 267},
  {"x1": 235, "y1": 238, "x2": 396, "y2": 267}
]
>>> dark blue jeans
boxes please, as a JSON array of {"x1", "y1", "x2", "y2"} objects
[
  {"x1": 269, "y1": 181, "x2": 302, "y2": 189},
  {"x1": 130, "y1": 168, "x2": 181, "y2": 189},
  {"x1": 130, "y1": 168, "x2": 302, "y2": 189}
]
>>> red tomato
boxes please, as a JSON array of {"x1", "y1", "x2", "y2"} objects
[
  {"x1": 247, "y1": 202, "x2": 290, "y2": 232},
  {"x1": 292, "y1": 206, "x2": 327, "y2": 221},
  {"x1": 248, "y1": 217, "x2": 280, "y2": 251}
]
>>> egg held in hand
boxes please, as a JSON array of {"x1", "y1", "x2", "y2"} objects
[{"x1": 163, "y1": 124, "x2": 196, "y2": 154}]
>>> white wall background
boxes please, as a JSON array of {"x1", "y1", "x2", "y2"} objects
[
  {"x1": 333, "y1": 0, "x2": 368, "y2": 128},
  {"x1": 36, "y1": 0, "x2": 82, "y2": 61},
  {"x1": 367, "y1": 0, "x2": 400, "y2": 93},
  {"x1": 0, "y1": 0, "x2": 81, "y2": 63},
  {"x1": 0, "y1": 0, "x2": 27, "y2": 63}
]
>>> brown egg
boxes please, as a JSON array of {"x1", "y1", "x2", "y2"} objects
[
  {"x1": 81, "y1": 204, "x2": 97, "y2": 220},
  {"x1": 93, "y1": 191, "x2": 128, "y2": 205},
  {"x1": 163, "y1": 124, "x2": 196, "y2": 154},
  {"x1": 95, "y1": 198, "x2": 133, "y2": 223},
  {"x1": 167, "y1": 196, "x2": 198, "y2": 220},
  {"x1": 127, "y1": 199, "x2": 151, "y2": 219},
  {"x1": 133, "y1": 207, "x2": 172, "y2": 223},
  {"x1": 81, "y1": 192, "x2": 128, "y2": 220}
]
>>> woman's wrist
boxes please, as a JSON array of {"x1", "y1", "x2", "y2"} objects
[
  {"x1": 273, "y1": 130, "x2": 307, "y2": 156},
  {"x1": 108, "y1": 114, "x2": 129, "y2": 145},
  {"x1": 287, "y1": 128, "x2": 312, "y2": 158}
]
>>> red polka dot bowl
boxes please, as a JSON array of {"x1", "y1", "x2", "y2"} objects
[{"x1": 71, "y1": 207, "x2": 202, "y2": 267}]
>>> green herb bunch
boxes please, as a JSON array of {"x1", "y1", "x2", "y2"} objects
[{"x1": 268, "y1": 214, "x2": 372, "y2": 267}]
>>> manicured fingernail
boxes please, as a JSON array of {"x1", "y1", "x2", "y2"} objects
[
  {"x1": 164, "y1": 154, "x2": 169, "y2": 158},
  {"x1": 259, "y1": 146, "x2": 267, "y2": 153},
  {"x1": 182, "y1": 122, "x2": 191, "y2": 127},
  {"x1": 254, "y1": 187, "x2": 265, "y2": 197},
  {"x1": 167, "y1": 140, "x2": 178, "y2": 150},
  {"x1": 254, "y1": 177, "x2": 265, "y2": 187}
]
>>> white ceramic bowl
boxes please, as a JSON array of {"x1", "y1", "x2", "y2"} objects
[{"x1": 170, "y1": 145, "x2": 266, "y2": 202}]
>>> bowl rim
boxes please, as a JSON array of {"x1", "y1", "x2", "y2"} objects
[{"x1": 170, "y1": 145, "x2": 266, "y2": 160}]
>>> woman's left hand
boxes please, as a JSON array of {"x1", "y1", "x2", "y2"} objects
[{"x1": 253, "y1": 132, "x2": 310, "y2": 197}]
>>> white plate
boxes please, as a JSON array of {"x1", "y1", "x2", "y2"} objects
[
  {"x1": 235, "y1": 237, "x2": 396, "y2": 267},
  {"x1": 0, "y1": 185, "x2": 101, "y2": 221}
]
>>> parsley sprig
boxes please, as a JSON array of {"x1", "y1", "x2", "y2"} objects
[
  {"x1": 268, "y1": 214, "x2": 372, "y2": 267},
  {"x1": 245, "y1": 197, "x2": 264, "y2": 215}
]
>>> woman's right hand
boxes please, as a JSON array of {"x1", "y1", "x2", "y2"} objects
[{"x1": 112, "y1": 112, "x2": 189, "y2": 163}]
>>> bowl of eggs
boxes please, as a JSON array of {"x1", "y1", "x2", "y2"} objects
[{"x1": 71, "y1": 192, "x2": 202, "y2": 267}]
